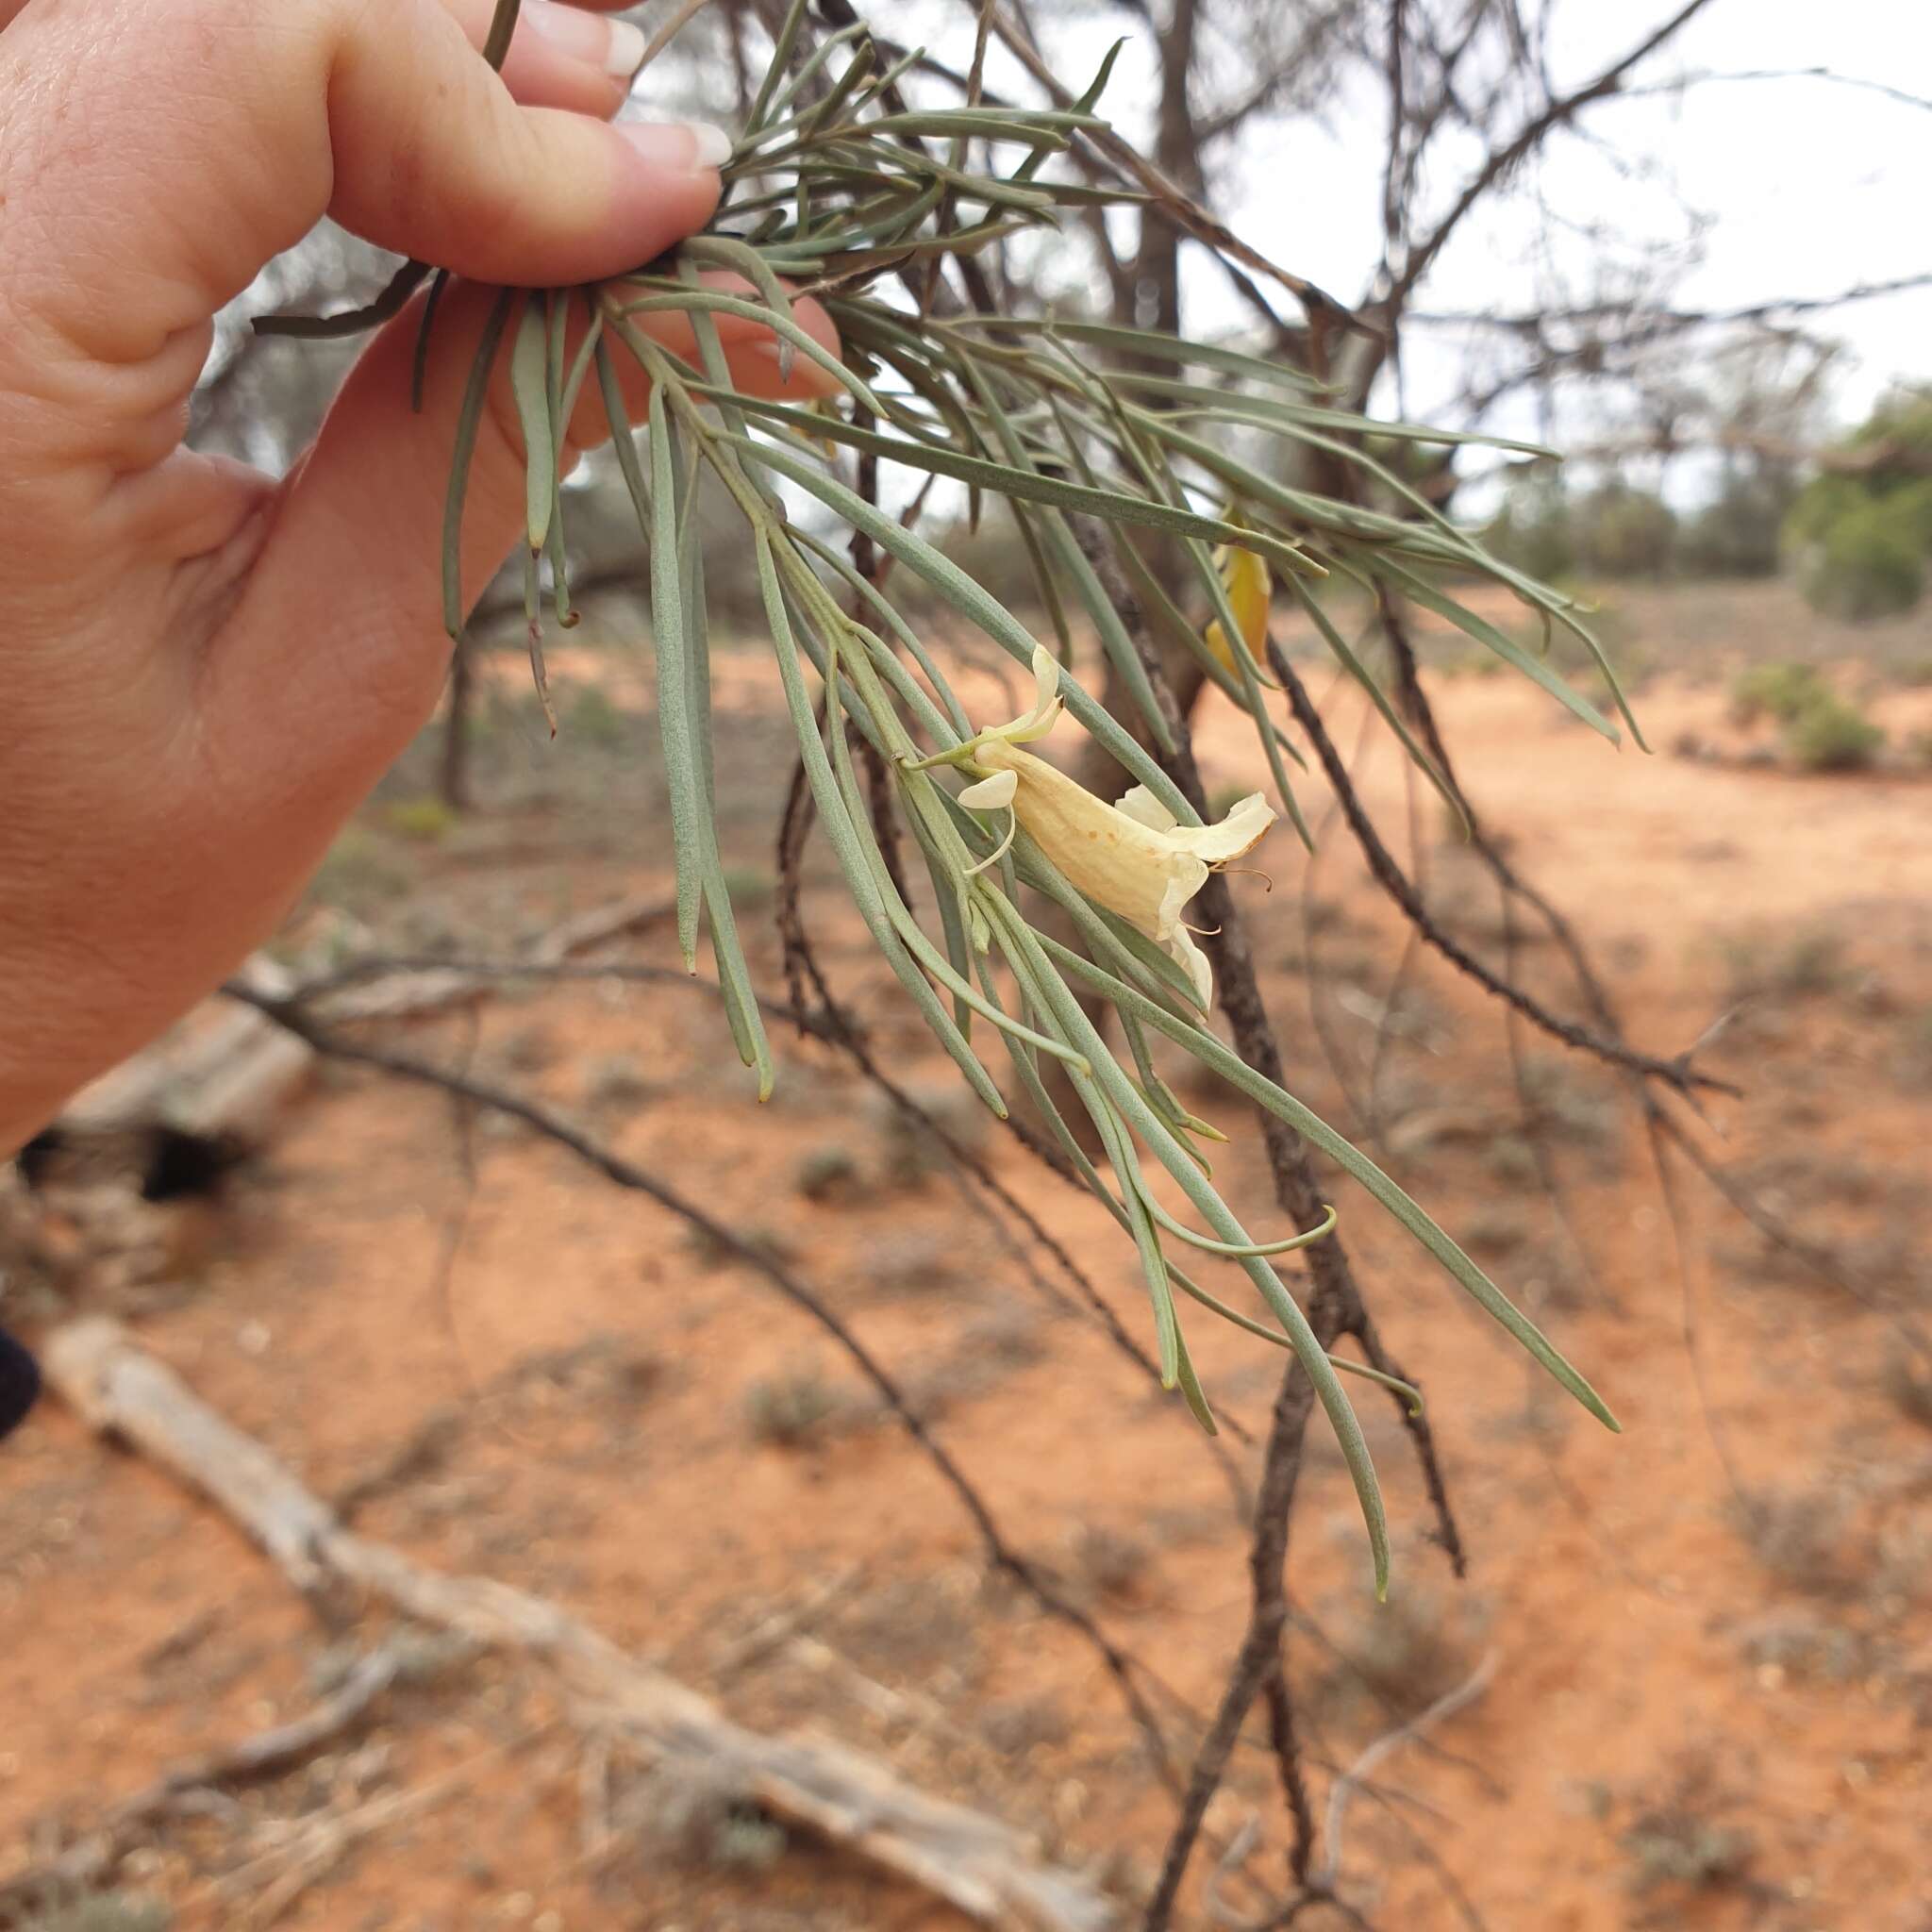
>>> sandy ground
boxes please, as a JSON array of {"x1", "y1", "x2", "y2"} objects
[{"x1": 3, "y1": 587, "x2": 1931, "y2": 1932}]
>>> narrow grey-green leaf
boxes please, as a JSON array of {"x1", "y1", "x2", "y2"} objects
[{"x1": 510, "y1": 294, "x2": 555, "y2": 554}]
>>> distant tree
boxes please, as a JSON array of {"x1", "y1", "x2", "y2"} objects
[
  {"x1": 1484, "y1": 473, "x2": 1677, "y2": 581},
  {"x1": 1483, "y1": 474, "x2": 1576, "y2": 582},
  {"x1": 1575, "y1": 479, "x2": 1677, "y2": 578},
  {"x1": 1788, "y1": 386, "x2": 1932, "y2": 617},
  {"x1": 1678, "y1": 466, "x2": 1796, "y2": 578}
]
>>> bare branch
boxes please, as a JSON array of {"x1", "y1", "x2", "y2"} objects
[
  {"x1": 1411, "y1": 269, "x2": 1932, "y2": 333},
  {"x1": 1316, "y1": 1652, "x2": 1497, "y2": 1890},
  {"x1": 1388, "y1": 0, "x2": 1721, "y2": 311},
  {"x1": 1268, "y1": 641, "x2": 1737, "y2": 1100},
  {"x1": 1619, "y1": 63, "x2": 1932, "y2": 115}
]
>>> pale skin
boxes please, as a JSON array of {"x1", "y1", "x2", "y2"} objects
[{"x1": 0, "y1": 0, "x2": 841, "y2": 1153}]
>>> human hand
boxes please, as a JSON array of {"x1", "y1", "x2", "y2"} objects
[{"x1": 0, "y1": 0, "x2": 838, "y2": 1151}]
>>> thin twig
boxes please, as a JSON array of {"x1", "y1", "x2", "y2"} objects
[
  {"x1": 636, "y1": 0, "x2": 718, "y2": 75},
  {"x1": 0, "y1": 1638, "x2": 470, "y2": 1915},
  {"x1": 1316, "y1": 1651, "x2": 1496, "y2": 1891}
]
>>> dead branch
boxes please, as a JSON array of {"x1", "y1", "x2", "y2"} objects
[
  {"x1": 53, "y1": 958, "x2": 309, "y2": 1150},
  {"x1": 280, "y1": 952, "x2": 834, "y2": 1041},
  {"x1": 40, "y1": 1317, "x2": 1119, "y2": 1932},
  {"x1": 0, "y1": 1633, "x2": 469, "y2": 1918},
  {"x1": 1387, "y1": 0, "x2": 1721, "y2": 311},
  {"x1": 219, "y1": 1730, "x2": 533, "y2": 1931},
  {"x1": 314, "y1": 889, "x2": 675, "y2": 1024},
  {"x1": 1268, "y1": 642, "x2": 1735, "y2": 1101},
  {"x1": 1315, "y1": 1652, "x2": 1497, "y2": 1892},
  {"x1": 44, "y1": 893, "x2": 678, "y2": 1191}
]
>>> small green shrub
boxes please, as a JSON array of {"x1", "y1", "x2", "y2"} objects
[
  {"x1": 794, "y1": 1145, "x2": 860, "y2": 1203},
  {"x1": 1621, "y1": 1810, "x2": 1756, "y2": 1893},
  {"x1": 1577, "y1": 482, "x2": 1676, "y2": 579},
  {"x1": 744, "y1": 1371, "x2": 842, "y2": 1446},
  {"x1": 492, "y1": 1023, "x2": 558, "y2": 1074},
  {"x1": 23, "y1": 1898, "x2": 171, "y2": 1932},
  {"x1": 1896, "y1": 1008, "x2": 1932, "y2": 1087},
  {"x1": 1728, "y1": 660, "x2": 1824, "y2": 727},
  {"x1": 637, "y1": 1765, "x2": 789, "y2": 1872},
  {"x1": 383, "y1": 795, "x2": 459, "y2": 843},
  {"x1": 307, "y1": 826, "x2": 413, "y2": 912},
  {"x1": 1881, "y1": 1353, "x2": 1932, "y2": 1431},
  {"x1": 1072, "y1": 1522, "x2": 1154, "y2": 1601},
  {"x1": 1799, "y1": 501, "x2": 1924, "y2": 619},
  {"x1": 1481, "y1": 476, "x2": 1575, "y2": 583},
  {"x1": 680, "y1": 1221, "x2": 797, "y2": 1271},
  {"x1": 583, "y1": 1053, "x2": 657, "y2": 1108},
  {"x1": 1720, "y1": 925, "x2": 1847, "y2": 1004},
  {"x1": 1725, "y1": 1485, "x2": 1869, "y2": 1598},
  {"x1": 1460, "y1": 1205, "x2": 1531, "y2": 1258},
  {"x1": 1307, "y1": 1580, "x2": 1491, "y2": 1723},
  {"x1": 1517, "y1": 1057, "x2": 1619, "y2": 1148},
  {"x1": 566, "y1": 682, "x2": 631, "y2": 749},
  {"x1": 1483, "y1": 1132, "x2": 1541, "y2": 1185},
  {"x1": 1784, "y1": 692, "x2": 1883, "y2": 772},
  {"x1": 1678, "y1": 469, "x2": 1794, "y2": 579}
]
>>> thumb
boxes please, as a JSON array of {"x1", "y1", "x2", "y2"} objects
[{"x1": 0, "y1": 0, "x2": 726, "y2": 501}]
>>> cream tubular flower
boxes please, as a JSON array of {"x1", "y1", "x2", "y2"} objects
[{"x1": 957, "y1": 649, "x2": 1274, "y2": 1007}]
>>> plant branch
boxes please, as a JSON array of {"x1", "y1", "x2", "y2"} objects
[{"x1": 1268, "y1": 643, "x2": 1734, "y2": 1100}]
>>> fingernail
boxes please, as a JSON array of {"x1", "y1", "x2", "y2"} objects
[
  {"x1": 524, "y1": 0, "x2": 646, "y2": 77},
  {"x1": 601, "y1": 18, "x2": 647, "y2": 76},
  {"x1": 618, "y1": 119, "x2": 734, "y2": 172}
]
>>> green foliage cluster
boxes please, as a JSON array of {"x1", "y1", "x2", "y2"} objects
[
  {"x1": 1728, "y1": 660, "x2": 1826, "y2": 726},
  {"x1": 272, "y1": 0, "x2": 1627, "y2": 1593},
  {"x1": 1483, "y1": 476, "x2": 1677, "y2": 583},
  {"x1": 21, "y1": 1900, "x2": 171, "y2": 1932},
  {"x1": 1785, "y1": 692, "x2": 1884, "y2": 771},
  {"x1": 1675, "y1": 467, "x2": 1797, "y2": 578},
  {"x1": 1787, "y1": 387, "x2": 1932, "y2": 619},
  {"x1": 1728, "y1": 662, "x2": 1883, "y2": 772}
]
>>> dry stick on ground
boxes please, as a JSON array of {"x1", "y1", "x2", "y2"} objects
[
  {"x1": 39, "y1": 1318, "x2": 1119, "y2": 1932},
  {"x1": 221, "y1": 981, "x2": 1181, "y2": 1793},
  {"x1": 1313, "y1": 1652, "x2": 1497, "y2": 1894},
  {"x1": 1058, "y1": 527, "x2": 1463, "y2": 1932},
  {"x1": 280, "y1": 954, "x2": 838, "y2": 1044},
  {"x1": 222, "y1": 1730, "x2": 542, "y2": 1932},
  {"x1": 0, "y1": 1636, "x2": 471, "y2": 1917}
]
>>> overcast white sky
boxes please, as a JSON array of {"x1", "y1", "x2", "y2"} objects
[{"x1": 816, "y1": 0, "x2": 1930, "y2": 454}]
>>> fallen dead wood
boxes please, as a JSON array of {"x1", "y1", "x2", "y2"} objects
[
  {"x1": 49, "y1": 958, "x2": 310, "y2": 1164},
  {"x1": 0, "y1": 1633, "x2": 471, "y2": 1919},
  {"x1": 16, "y1": 894, "x2": 677, "y2": 1301},
  {"x1": 48, "y1": 892, "x2": 675, "y2": 1158},
  {"x1": 42, "y1": 1319, "x2": 1117, "y2": 1932},
  {"x1": 314, "y1": 889, "x2": 675, "y2": 1024}
]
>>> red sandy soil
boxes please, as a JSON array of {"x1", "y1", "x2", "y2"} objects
[{"x1": 3, "y1": 598, "x2": 1931, "y2": 1931}]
